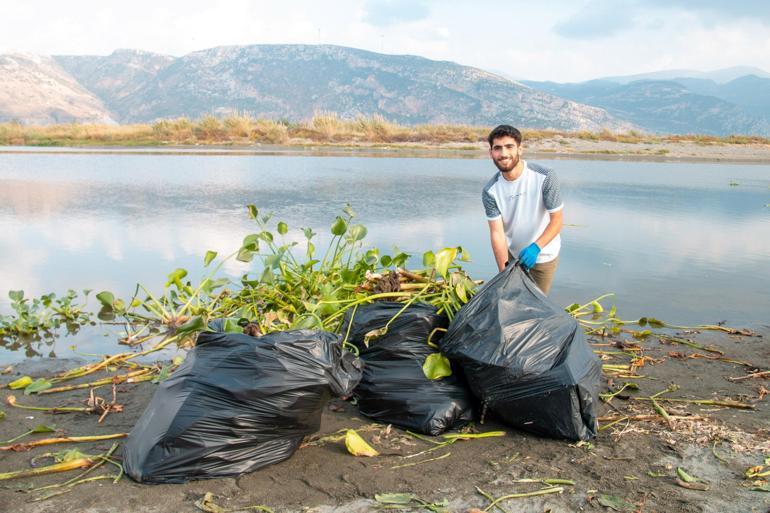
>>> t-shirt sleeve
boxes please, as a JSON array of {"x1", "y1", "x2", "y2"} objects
[
  {"x1": 543, "y1": 171, "x2": 564, "y2": 212},
  {"x1": 482, "y1": 188, "x2": 501, "y2": 220}
]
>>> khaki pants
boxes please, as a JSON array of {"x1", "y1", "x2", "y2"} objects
[{"x1": 509, "y1": 253, "x2": 559, "y2": 295}]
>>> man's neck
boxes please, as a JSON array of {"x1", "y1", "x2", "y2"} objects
[{"x1": 501, "y1": 160, "x2": 525, "y2": 181}]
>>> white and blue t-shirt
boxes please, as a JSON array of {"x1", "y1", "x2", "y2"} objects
[{"x1": 482, "y1": 161, "x2": 564, "y2": 263}]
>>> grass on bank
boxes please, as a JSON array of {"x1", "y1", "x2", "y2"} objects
[{"x1": 1, "y1": 113, "x2": 769, "y2": 148}]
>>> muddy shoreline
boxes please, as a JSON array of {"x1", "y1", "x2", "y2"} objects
[
  {"x1": 0, "y1": 324, "x2": 768, "y2": 513},
  {"x1": 3, "y1": 137, "x2": 770, "y2": 164}
]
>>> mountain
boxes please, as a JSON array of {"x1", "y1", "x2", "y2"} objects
[
  {"x1": 0, "y1": 54, "x2": 115, "y2": 125},
  {"x1": 713, "y1": 75, "x2": 770, "y2": 119},
  {"x1": 523, "y1": 78, "x2": 770, "y2": 136},
  {"x1": 1, "y1": 45, "x2": 632, "y2": 132},
  {"x1": 55, "y1": 49, "x2": 174, "y2": 118},
  {"x1": 603, "y1": 66, "x2": 770, "y2": 84}
]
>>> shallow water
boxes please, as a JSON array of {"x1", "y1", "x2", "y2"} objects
[{"x1": 1, "y1": 151, "x2": 768, "y2": 361}]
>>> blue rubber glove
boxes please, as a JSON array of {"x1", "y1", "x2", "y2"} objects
[{"x1": 517, "y1": 243, "x2": 541, "y2": 270}]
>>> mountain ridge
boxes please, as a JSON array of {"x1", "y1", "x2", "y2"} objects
[{"x1": 2, "y1": 45, "x2": 632, "y2": 132}]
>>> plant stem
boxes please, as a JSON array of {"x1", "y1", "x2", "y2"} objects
[
  {"x1": 0, "y1": 433, "x2": 127, "y2": 451},
  {"x1": 483, "y1": 487, "x2": 564, "y2": 511}
]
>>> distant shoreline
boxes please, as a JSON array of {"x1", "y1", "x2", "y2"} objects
[
  {"x1": 2, "y1": 114, "x2": 770, "y2": 164},
  {"x1": 3, "y1": 139, "x2": 770, "y2": 164}
]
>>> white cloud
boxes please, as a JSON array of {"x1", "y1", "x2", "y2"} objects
[{"x1": 0, "y1": 1, "x2": 769, "y2": 83}]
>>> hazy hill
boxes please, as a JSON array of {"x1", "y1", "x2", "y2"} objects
[
  {"x1": 1, "y1": 45, "x2": 631, "y2": 132},
  {"x1": 55, "y1": 49, "x2": 174, "y2": 117},
  {"x1": 523, "y1": 77, "x2": 770, "y2": 136},
  {"x1": 0, "y1": 54, "x2": 115, "y2": 125},
  {"x1": 603, "y1": 66, "x2": 770, "y2": 84}
]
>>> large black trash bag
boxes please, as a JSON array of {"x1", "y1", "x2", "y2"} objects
[
  {"x1": 343, "y1": 302, "x2": 475, "y2": 435},
  {"x1": 123, "y1": 324, "x2": 362, "y2": 483},
  {"x1": 438, "y1": 264, "x2": 601, "y2": 441}
]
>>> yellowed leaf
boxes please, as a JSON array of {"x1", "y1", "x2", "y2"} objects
[{"x1": 344, "y1": 429, "x2": 379, "y2": 457}]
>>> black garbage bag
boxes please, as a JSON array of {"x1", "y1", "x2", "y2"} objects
[
  {"x1": 343, "y1": 302, "x2": 475, "y2": 435},
  {"x1": 123, "y1": 325, "x2": 362, "y2": 483},
  {"x1": 438, "y1": 264, "x2": 601, "y2": 441}
]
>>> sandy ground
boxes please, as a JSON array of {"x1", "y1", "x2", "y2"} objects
[
  {"x1": 4, "y1": 137, "x2": 770, "y2": 163},
  {"x1": 526, "y1": 137, "x2": 770, "y2": 164},
  {"x1": 0, "y1": 324, "x2": 768, "y2": 513}
]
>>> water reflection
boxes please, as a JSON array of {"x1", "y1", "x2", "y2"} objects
[{"x1": 1, "y1": 153, "x2": 769, "y2": 361}]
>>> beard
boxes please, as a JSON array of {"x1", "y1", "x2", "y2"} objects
[{"x1": 493, "y1": 153, "x2": 520, "y2": 173}]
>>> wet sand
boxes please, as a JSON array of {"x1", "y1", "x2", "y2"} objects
[{"x1": 0, "y1": 325, "x2": 768, "y2": 513}]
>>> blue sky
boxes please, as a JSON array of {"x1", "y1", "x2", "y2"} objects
[{"x1": 2, "y1": 0, "x2": 770, "y2": 82}]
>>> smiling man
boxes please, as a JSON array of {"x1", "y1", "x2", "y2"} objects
[{"x1": 482, "y1": 125, "x2": 564, "y2": 294}]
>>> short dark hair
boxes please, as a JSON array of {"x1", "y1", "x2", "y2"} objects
[{"x1": 488, "y1": 125, "x2": 522, "y2": 147}]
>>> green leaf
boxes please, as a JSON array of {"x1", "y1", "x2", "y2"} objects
[
  {"x1": 8, "y1": 290, "x2": 24, "y2": 302},
  {"x1": 165, "y1": 268, "x2": 188, "y2": 287},
  {"x1": 591, "y1": 300, "x2": 604, "y2": 313},
  {"x1": 752, "y1": 483, "x2": 770, "y2": 492},
  {"x1": 392, "y1": 252, "x2": 409, "y2": 268},
  {"x1": 647, "y1": 317, "x2": 665, "y2": 328},
  {"x1": 293, "y1": 315, "x2": 321, "y2": 329},
  {"x1": 597, "y1": 494, "x2": 634, "y2": 511},
  {"x1": 277, "y1": 221, "x2": 288, "y2": 235},
  {"x1": 380, "y1": 255, "x2": 392, "y2": 267},
  {"x1": 260, "y1": 267, "x2": 274, "y2": 284},
  {"x1": 343, "y1": 204, "x2": 356, "y2": 218},
  {"x1": 55, "y1": 448, "x2": 88, "y2": 463},
  {"x1": 347, "y1": 224, "x2": 367, "y2": 242},
  {"x1": 8, "y1": 376, "x2": 33, "y2": 389},
  {"x1": 203, "y1": 250, "x2": 217, "y2": 267},
  {"x1": 565, "y1": 303, "x2": 580, "y2": 313},
  {"x1": 222, "y1": 318, "x2": 243, "y2": 333},
  {"x1": 152, "y1": 365, "x2": 172, "y2": 384},
  {"x1": 331, "y1": 216, "x2": 347, "y2": 236},
  {"x1": 264, "y1": 254, "x2": 282, "y2": 269},
  {"x1": 31, "y1": 424, "x2": 56, "y2": 434},
  {"x1": 247, "y1": 204, "x2": 258, "y2": 219},
  {"x1": 374, "y1": 493, "x2": 415, "y2": 505},
  {"x1": 434, "y1": 247, "x2": 458, "y2": 279},
  {"x1": 242, "y1": 234, "x2": 260, "y2": 251},
  {"x1": 176, "y1": 315, "x2": 206, "y2": 335},
  {"x1": 302, "y1": 227, "x2": 316, "y2": 240},
  {"x1": 113, "y1": 299, "x2": 126, "y2": 313},
  {"x1": 24, "y1": 378, "x2": 52, "y2": 395},
  {"x1": 422, "y1": 353, "x2": 452, "y2": 380},
  {"x1": 236, "y1": 248, "x2": 255, "y2": 263},
  {"x1": 423, "y1": 251, "x2": 435, "y2": 268},
  {"x1": 454, "y1": 282, "x2": 467, "y2": 303},
  {"x1": 457, "y1": 245, "x2": 471, "y2": 262},
  {"x1": 258, "y1": 231, "x2": 274, "y2": 243},
  {"x1": 676, "y1": 467, "x2": 698, "y2": 483},
  {"x1": 94, "y1": 291, "x2": 114, "y2": 309}
]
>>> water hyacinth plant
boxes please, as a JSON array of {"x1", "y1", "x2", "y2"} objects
[{"x1": 89, "y1": 204, "x2": 478, "y2": 350}]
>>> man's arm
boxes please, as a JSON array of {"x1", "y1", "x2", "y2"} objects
[
  {"x1": 534, "y1": 209, "x2": 564, "y2": 249},
  {"x1": 488, "y1": 218, "x2": 509, "y2": 272}
]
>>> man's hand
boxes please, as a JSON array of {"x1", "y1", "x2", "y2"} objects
[{"x1": 517, "y1": 243, "x2": 541, "y2": 270}]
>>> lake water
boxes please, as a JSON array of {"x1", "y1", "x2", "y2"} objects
[{"x1": 1, "y1": 149, "x2": 769, "y2": 361}]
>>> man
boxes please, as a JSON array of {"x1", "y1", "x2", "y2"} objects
[{"x1": 482, "y1": 125, "x2": 564, "y2": 294}]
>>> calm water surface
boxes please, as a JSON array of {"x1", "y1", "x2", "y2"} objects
[{"x1": 1, "y1": 151, "x2": 769, "y2": 361}]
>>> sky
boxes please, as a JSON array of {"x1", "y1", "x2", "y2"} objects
[{"x1": 2, "y1": 0, "x2": 770, "y2": 82}]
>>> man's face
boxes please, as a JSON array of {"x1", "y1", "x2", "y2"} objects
[{"x1": 489, "y1": 135, "x2": 522, "y2": 173}]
